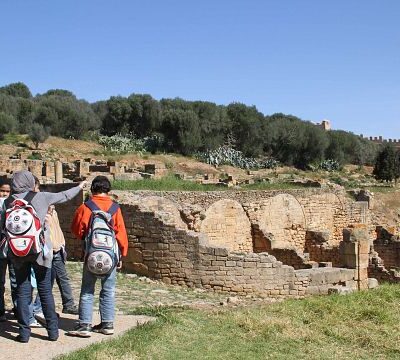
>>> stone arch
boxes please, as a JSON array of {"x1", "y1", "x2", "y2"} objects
[
  {"x1": 256, "y1": 194, "x2": 306, "y2": 249},
  {"x1": 140, "y1": 196, "x2": 187, "y2": 229},
  {"x1": 200, "y1": 199, "x2": 252, "y2": 252}
]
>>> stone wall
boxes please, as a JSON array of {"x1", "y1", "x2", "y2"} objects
[
  {"x1": 118, "y1": 199, "x2": 357, "y2": 297},
  {"x1": 246, "y1": 193, "x2": 306, "y2": 250},
  {"x1": 33, "y1": 185, "x2": 387, "y2": 296},
  {"x1": 369, "y1": 252, "x2": 400, "y2": 283},
  {"x1": 372, "y1": 227, "x2": 400, "y2": 269},
  {"x1": 117, "y1": 189, "x2": 368, "y2": 254},
  {"x1": 199, "y1": 199, "x2": 252, "y2": 252}
]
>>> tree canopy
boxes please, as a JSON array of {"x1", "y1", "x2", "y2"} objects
[
  {"x1": 0, "y1": 82, "x2": 379, "y2": 168},
  {"x1": 373, "y1": 145, "x2": 400, "y2": 182}
]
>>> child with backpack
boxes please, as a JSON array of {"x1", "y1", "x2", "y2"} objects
[
  {"x1": 67, "y1": 175, "x2": 128, "y2": 337},
  {"x1": 1, "y1": 170, "x2": 86, "y2": 342}
]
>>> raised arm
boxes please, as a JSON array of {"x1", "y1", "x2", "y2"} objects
[{"x1": 41, "y1": 181, "x2": 87, "y2": 206}]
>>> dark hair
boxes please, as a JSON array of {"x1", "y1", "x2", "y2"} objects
[
  {"x1": 0, "y1": 178, "x2": 11, "y2": 187},
  {"x1": 90, "y1": 176, "x2": 111, "y2": 194}
]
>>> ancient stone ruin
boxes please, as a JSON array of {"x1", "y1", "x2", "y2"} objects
[
  {"x1": 46, "y1": 185, "x2": 400, "y2": 299},
  {"x1": 2, "y1": 158, "x2": 398, "y2": 299}
]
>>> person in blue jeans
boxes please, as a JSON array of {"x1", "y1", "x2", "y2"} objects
[
  {"x1": 33, "y1": 250, "x2": 78, "y2": 319},
  {"x1": 2, "y1": 170, "x2": 86, "y2": 342},
  {"x1": 67, "y1": 176, "x2": 128, "y2": 338},
  {"x1": 33, "y1": 204, "x2": 79, "y2": 323}
]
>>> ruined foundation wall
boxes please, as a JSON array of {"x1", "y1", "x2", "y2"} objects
[
  {"x1": 118, "y1": 201, "x2": 357, "y2": 297},
  {"x1": 42, "y1": 186, "x2": 365, "y2": 296},
  {"x1": 119, "y1": 189, "x2": 366, "y2": 253},
  {"x1": 373, "y1": 238, "x2": 400, "y2": 270}
]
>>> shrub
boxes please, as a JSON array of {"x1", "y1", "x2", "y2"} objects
[
  {"x1": 28, "y1": 123, "x2": 50, "y2": 149},
  {"x1": 0, "y1": 112, "x2": 18, "y2": 140},
  {"x1": 98, "y1": 132, "x2": 146, "y2": 154}
]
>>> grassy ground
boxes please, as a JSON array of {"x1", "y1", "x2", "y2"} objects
[
  {"x1": 112, "y1": 176, "x2": 308, "y2": 192},
  {"x1": 59, "y1": 284, "x2": 400, "y2": 360},
  {"x1": 0, "y1": 133, "x2": 28, "y2": 145}
]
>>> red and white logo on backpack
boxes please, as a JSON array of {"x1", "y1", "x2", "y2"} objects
[{"x1": 5, "y1": 198, "x2": 44, "y2": 257}]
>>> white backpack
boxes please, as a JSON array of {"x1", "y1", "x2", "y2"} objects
[
  {"x1": 84, "y1": 200, "x2": 120, "y2": 275},
  {"x1": 4, "y1": 192, "x2": 44, "y2": 257}
]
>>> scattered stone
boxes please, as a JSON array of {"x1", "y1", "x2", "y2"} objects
[
  {"x1": 327, "y1": 286, "x2": 354, "y2": 295},
  {"x1": 368, "y1": 278, "x2": 379, "y2": 289},
  {"x1": 125, "y1": 273, "x2": 138, "y2": 279},
  {"x1": 227, "y1": 296, "x2": 240, "y2": 305}
]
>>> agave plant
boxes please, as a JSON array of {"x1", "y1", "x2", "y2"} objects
[
  {"x1": 196, "y1": 146, "x2": 279, "y2": 170},
  {"x1": 319, "y1": 159, "x2": 341, "y2": 172}
]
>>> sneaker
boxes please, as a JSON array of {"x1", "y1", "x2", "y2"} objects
[
  {"x1": 92, "y1": 322, "x2": 114, "y2": 335},
  {"x1": 34, "y1": 311, "x2": 45, "y2": 324},
  {"x1": 62, "y1": 305, "x2": 79, "y2": 315},
  {"x1": 0, "y1": 314, "x2": 6, "y2": 322},
  {"x1": 66, "y1": 323, "x2": 92, "y2": 338},
  {"x1": 29, "y1": 320, "x2": 43, "y2": 328},
  {"x1": 15, "y1": 335, "x2": 29, "y2": 343}
]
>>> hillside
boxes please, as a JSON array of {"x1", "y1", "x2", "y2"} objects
[{"x1": 1, "y1": 136, "x2": 400, "y2": 227}]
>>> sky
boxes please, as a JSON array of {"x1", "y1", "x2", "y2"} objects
[{"x1": 1, "y1": 0, "x2": 399, "y2": 139}]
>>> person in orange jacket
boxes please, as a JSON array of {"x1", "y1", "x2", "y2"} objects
[{"x1": 68, "y1": 175, "x2": 128, "y2": 338}]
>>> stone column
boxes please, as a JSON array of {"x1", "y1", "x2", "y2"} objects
[
  {"x1": 55, "y1": 161, "x2": 63, "y2": 183},
  {"x1": 339, "y1": 225, "x2": 370, "y2": 290},
  {"x1": 76, "y1": 160, "x2": 90, "y2": 178}
]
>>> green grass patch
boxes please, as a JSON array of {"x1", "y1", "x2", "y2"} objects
[
  {"x1": 60, "y1": 284, "x2": 400, "y2": 360},
  {"x1": 113, "y1": 176, "x2": 223, "y2": 191},
  {"x1": 0, "y1": 133, "x2": 28, "y2": 145},
  {"x1": 113, "y1": 176, "x2": 310, "y2": 192},
  {"x1": 364, "y1": 186, "x2": 397, "y2": 193}
]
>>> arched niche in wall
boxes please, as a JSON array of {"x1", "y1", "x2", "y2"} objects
[
  {"x1": 256, "y1": 194, "x2": 306, "y2": 250},
  {"x1": 200, "y1": 199, "x2": 253, "y2": 252}
]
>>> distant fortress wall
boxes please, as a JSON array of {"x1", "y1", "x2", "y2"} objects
[
  {"x1": 360, "y1": 135, "x2": 400, "y2": 149},
  {"x1": 314, "y1": 119, "x2": 399, "y2": 149}
]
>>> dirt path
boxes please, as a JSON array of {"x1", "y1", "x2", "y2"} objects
[
  {"x1": 0, "y1": 262, "x2": 256, "y2": 359},
  {"x1": 0, "y1": 312, "x2": 154, "y2": 359},
  {"x1": 0, "y1": 262, "x2": 228, "y2": 359}
]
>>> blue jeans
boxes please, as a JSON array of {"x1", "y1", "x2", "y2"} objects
[
  {"x1": 7, "y1": 261, "x2": 36, "y2": 324},
  {"x1": 0, "y1": 259, "x2": 18, "y2": 314},
  {"x1": 14, "y1": 261, "x2": 58, "y2": 341},
  {"x1": 34, "y1": 251, "x2": 75, "y2": 312},
  {"x1": 0, "y1": 258, "x2": 8, "y2": 316},
  {"x1": 79, "y1": 266, "x2": 116, "y2": 325}
]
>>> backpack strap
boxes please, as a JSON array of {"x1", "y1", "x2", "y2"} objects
[
  {"x1": 84, "y1": 199, "x2": 101, "y2": 212},
  {"x1": 107, "y1": 202, "x2": 120, "y2": 217},
  {"x1": 3, "y1": 192, "x2": 37, "y2": 210},
  {"x1": 24, "y1": 191, "x2": 37, "y2": 204},
  {"x1": 3, "y1": 196, "x2": 13, "y2": 210}
]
